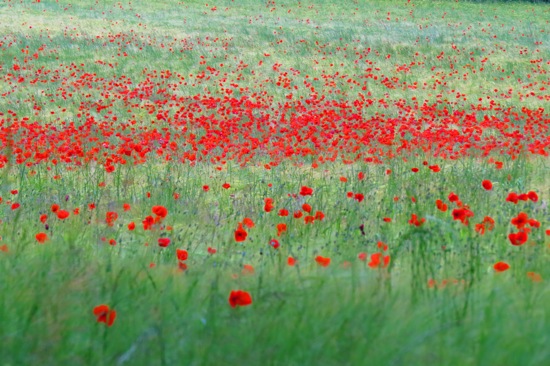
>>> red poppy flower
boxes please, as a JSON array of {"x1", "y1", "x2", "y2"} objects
[
  {"x1": 448, "y1": 192, "x2": 459, "y2": 203},
  {"x1": 228, "y1": 290, "x2": 252, "y2": 308},
  {"x1": 354, "y1": 193, "x2": 364, "y2": 202},
  {"x1": 93, "y1": 304, "x2": 116, "y2": 327},
  {"x1": 142, "y1": 215, "x2": 155, "y2": 230},
  {"x1": 509, "y1": 231, "x2": 528, "y2": 246},
  {"x1": 377, "y1": 241, "x2": 389, "y2": 251},
  {"x1": 56, "y1": 210, "x2": 70, "y2": 220},
  {"x1": 493, "y1": 262, "x2": 510, "y2": 272},
  {"x1": 243, "y1": 217, "x2": 255, "y2": 228},
  {"x1": 264, "y1": 198, "x2": 275, "y2": 212},
  {"x1": 242, "y1": 264, "x2": 255, "y2": 274},
  {"x1": 302, "y1": 203, "x2": 312, "y2": 213},
  {"x1": 482, "y1": 180, "x2": 493, "y2": 190},
  {"x1": 436, "y1": 199, "x2": 448, "y2": 212},
  {"x1": 339, "y1": 176, "x2": 348, "y2": 182},
  {"x1": 276, "y1": 223, "x2": 287, "y2": 236},
  {"x1": 527, "y1": 191, "x2": 538, "y2": 202},
  {"x1": 106, "y1": 211, "x2": 119, "y2": 227},
  {"x1": 368, "y1": 253, "x2": 390, "y2": 268},
  {"x1": 40, "y1": 214, "x2": 48, "y2": 224},
  {"x1": 287, "y1": 256, "x2": 296, "y2": 266},
  {"x1": 314, "y1": 211, "x2": 325, "y2": 221},
  {"x1": 506, "y1": 192, "x2": 519, "y2": 204},
  {"x1": 293, "y1": 211, "x2": 303, "y2": 219},
  {"x1": 358, "y1": 252, "x2": 367, "y2": 261},
  {"x1": 315, "y1": 255, "x2": 331, "y2": 267},
  {"x1": 158, "y1": 237, "x2": 171, "y2": 247},
  {"x1": 123, "y1": 203, "x2": 131, "y2": 211},
  {"x1": 11, "y1": 203, "x2": 20, "y2": 210},
  {"x1": 452, "y1": 207, "x2": 474, "y2": 225},
  {"x1": 269, "y1": 239, "x2": 280, "y2": 249},
  {"x1": 202, "y1": 185, "x2": 210, "y2": 192},
  {"x1": 152, "y1": 205, "x2": 168, "y2": 218},
  {"x1": 128, "y1": 222, "x2": 135, "y2": 230},
  {"x1": 511, "y1": 212, "x2": 529, "y2": 229},
  {"x1": 358, "y1": 171, "x2": 365, "y2": 180},
  {"x1": 409, "y1": 214, "x2": 426, "y2": 227},
  {"x1": 176, "y1": 249, "x2": 188, "y2": 261},
  {"x1": 278, "y1": 208, "x2": 289, "y2": 217},
  {"x1": 482, "y1": 216, "x2": 495, "y2": 231},
  {"x1": 518, "y1": 193, "x2": 529, "y2": 201},
  {"x1": 35, "y1": 232, "x2": 48, "y2": 244},
  {"x1": 222, "y1": 183, "x2": 231, "y2": 189},
  {"x1": 304, "y1": 215, "x2": 315, "y2": 224},
  {"x1": 368, "y1": 253, "x2": 381, "y2": 268},
  {"x1": 235, "y1": 223, "x2": 248, "y2": 242},
  {"x1": 0, "y1": 244, "x2": 8, "y2": 252},
  {"x1": 51, "y1": 204, "x2": 60, "y2": 213},
  {"x1": 299, "y1": 186, "x2": 313, "y2": 196},
  {"x1": 476, "y1": 217, "x2": 494, "y2": 235},
  {"x1": 475, "y1": 223, "x2": 486, "y2": 235},
  {"x1": 207, "y1": 247, "x2": 217, "y2": 255}
]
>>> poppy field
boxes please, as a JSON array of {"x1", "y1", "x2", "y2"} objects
[{"x1": 0, "y1": 0, "x2": 549, "y2": 364}]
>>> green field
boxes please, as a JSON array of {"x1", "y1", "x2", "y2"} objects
[{"x1": 0, "y1": 1, "x2": 549, "y2": 365}]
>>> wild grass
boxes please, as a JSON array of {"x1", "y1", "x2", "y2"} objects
[{"x1": 0, "y1": 0, "x2": 549, "y2": 365}]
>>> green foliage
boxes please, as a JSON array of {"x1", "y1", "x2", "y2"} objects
[{"x1": 0, "y1": 0, "x2": 549, "y2": 365}]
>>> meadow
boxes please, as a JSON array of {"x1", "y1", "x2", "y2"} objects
[{"x1": 0, "y1": 0, "x2": 549, "y2": 365}]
